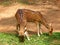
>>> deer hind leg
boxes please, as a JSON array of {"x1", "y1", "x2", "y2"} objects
[
  {"x1": 39, "y1": 23, "x2": 43, "y2": 35},
  {"x1": 35, "y1": 22, "x2": 40, "y2": 36},
  {"x1": 35, "y1": 22, "x2": 43, "y2": 36}
]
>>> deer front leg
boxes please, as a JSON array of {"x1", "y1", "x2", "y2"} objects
[
  {"x1": 24, "y1": 27, "x2": 30, "y2": 41},
  {"x1": 23, "y1": 19, "x2": 30, "y2": 41},
  {"x1": 16, "y1": 24, "x2": 20, "y2": 31}
]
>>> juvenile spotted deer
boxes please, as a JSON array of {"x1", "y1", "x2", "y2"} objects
[{"x1": 15, "y1": 9, "x2": 53, "y2": 41}]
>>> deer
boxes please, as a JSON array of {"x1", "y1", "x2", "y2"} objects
[{"x1": 15, "y1": 9, "x2": 53, "y2": 42}]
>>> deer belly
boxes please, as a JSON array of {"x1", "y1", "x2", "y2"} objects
[{"x1": 26, "y1": 16, "x2": 40, "y2": 22}]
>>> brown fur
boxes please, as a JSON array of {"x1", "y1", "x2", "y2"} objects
[{"x1": 15, "y1": 9, "x2": 53, "y2": 41}]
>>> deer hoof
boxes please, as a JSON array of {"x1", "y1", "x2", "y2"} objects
[{"x1": 38, "y1": 34, "x2": 40, "y2": 37}]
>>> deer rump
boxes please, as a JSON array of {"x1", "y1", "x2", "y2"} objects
[{"x1": 15, "y1": 9, "x2": 53, "y2": 41}]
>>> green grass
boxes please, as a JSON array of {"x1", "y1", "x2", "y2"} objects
[
  {"x1": 0, "y1": 32, "x2": 60, "y2": 45},
  {"x1": 0, "y1": 0, "x2": 57, "y2": 6},
  {"x1": 0, "y1": 0, "x2": 12, "y2": 6},
  {"x1": 0, "y1": 0, "x2": 29, "y2": 6}
]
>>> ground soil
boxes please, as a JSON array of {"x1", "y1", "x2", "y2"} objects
[{"x1": 0, "y1": 3, "x2": 60, "y2": 34}]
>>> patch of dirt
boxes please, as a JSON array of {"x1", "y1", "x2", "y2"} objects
[
  {"x1": 0, "y1": 3, "x2": 60, "y2": 34},
  {"x1": 51, "y1": 40, "x2": 60, "y2": 45}
]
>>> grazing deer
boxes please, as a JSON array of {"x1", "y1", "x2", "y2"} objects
[{"x1": 15, "y1": 9, "x2": 53, "y2": 41}]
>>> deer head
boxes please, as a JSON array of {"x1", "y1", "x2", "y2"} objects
[
  {"x1": 49, "y1": 23, "x2": 53, "y2": 35},
  {"x1": 17, "y1": 25, "x2": 25, "y2": 42}
]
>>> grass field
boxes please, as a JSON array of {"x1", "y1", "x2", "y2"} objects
[
  {"x1": 0, "y1": 32, "x2": 60, "y2": 45},
  {"x1": 0, "y1": 0, "x2": 58, "y2": 6}
]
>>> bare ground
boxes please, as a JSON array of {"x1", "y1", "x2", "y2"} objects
[{"x1": 0, "y1": 3, "x2": 60, "y2": 34}]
